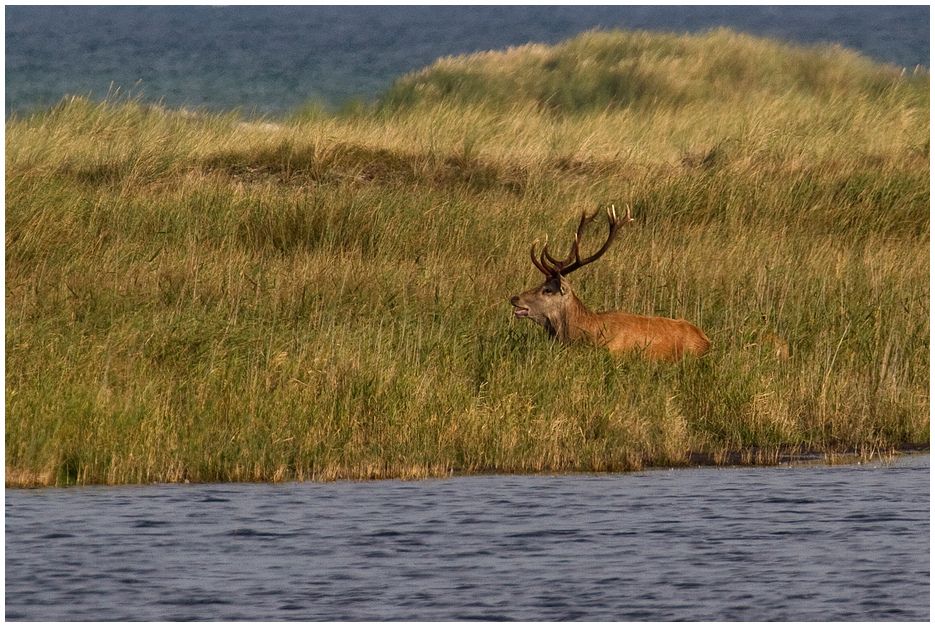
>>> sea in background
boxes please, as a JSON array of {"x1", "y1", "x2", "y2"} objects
[{"x1": 5, "y1": 5, "x2": 930, "y2": 116}]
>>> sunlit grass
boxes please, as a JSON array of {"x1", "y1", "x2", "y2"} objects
[{"x1": 6, "y1": 29, "x2": 929, "y2": 486}]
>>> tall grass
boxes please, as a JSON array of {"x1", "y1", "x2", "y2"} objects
[{"x1": 6, "y1": 29, "x2": 929, "y2": 486}]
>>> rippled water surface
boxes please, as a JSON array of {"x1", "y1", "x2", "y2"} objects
[{"x1": 6, "y1": 455, "x2": 929, "y2": 621}]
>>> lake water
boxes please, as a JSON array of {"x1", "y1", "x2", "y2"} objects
[
  {"x1": 5, "y1": 454, "x2": 929, "y2": 621},
  {"x1": 5, "y1": 5, "x2": 930, "y2": 116}
]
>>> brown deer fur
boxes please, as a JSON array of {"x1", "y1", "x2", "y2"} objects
[
  {"x1": 511, "y1": 275, "x2": 710, "y2": 360},
  {"x1": 510, "y1": 206, "x2": 710, "y2": 361}
]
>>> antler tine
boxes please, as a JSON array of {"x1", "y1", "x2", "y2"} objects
[
  {"x1": 573, "y1": 208, "x2": 601, "y2": 260},
  {"x1": 542, "y1": 209, "x2": 596, "y2": 271},
  {"x1": 541, "y1": 241, "x2": 571, "y2": 269},
  {"x1": 621, "y1": 203, "x2": 633, "y2": 224},
  {"x1": 528, "y1": 205, "x2": 632, "y2": 278},
  {"x1": 529, "y1": 238, "x2": 554, "y2": 276},
  {"x1": 551, "y1": 205, "x2": 627, "y2": 276}
]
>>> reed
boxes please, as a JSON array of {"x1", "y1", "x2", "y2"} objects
[{"x1": 6, "y1": 29, "x2": 928, "y2": 486}]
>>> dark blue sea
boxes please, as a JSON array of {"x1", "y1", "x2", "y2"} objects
[{"x1": 5, "y1": 5, "x2": 930, "y2": 116}]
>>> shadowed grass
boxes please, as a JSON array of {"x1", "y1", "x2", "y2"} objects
[{"x1": 6, "y1": 28, "x2": 929, "y2": 486}]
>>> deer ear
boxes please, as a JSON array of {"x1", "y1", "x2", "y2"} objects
[{"x1": 559, "y1": 278, "x2": 569, "y2": 295}]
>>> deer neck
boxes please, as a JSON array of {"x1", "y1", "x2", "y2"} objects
[{"x1": 547, "y1": 293, "x2": 599, "y2": 345}]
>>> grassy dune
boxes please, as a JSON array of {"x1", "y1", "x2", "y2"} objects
[{"x1": 6, "y1": 29, "x2": 929, "y2": 486}]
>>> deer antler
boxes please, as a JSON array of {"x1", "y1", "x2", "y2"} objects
[{"x1": 531, "y1": 204, "x2": 632, "y2": 277}]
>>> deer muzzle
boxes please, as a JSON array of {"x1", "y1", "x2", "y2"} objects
[{"x1": 510, "y1": 295, "x2": 529, "y2": 318}]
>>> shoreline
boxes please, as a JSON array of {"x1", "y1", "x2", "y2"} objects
[{"x1": 7, "y1": 445, "x2": 928, "y2": 489}]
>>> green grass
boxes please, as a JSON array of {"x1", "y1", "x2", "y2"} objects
[{"x1": 6, "y1": 28, "x2": 929, "y2": 486}]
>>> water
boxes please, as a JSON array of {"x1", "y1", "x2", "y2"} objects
[
  {"x1": 5, "y1": 5, "x2": 930, "y2": 116},
  {"x1": 5, "y1": 454, "x2": 929, "y2": 621}
]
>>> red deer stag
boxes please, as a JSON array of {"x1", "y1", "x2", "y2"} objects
[{"x1": 510, "y1": 206, "x2": 710, "y2": 360}]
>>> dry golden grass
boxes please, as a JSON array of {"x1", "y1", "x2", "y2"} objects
[{"x1": 6, "y1": 29, "x2": 929, "y2": 486}]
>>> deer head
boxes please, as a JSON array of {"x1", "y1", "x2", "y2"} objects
[{"x1": 510, "y1": 205, "x2": 631, "y2": 336}]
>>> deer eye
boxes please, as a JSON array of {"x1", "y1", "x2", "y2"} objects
[{"x1": 541, "y1": 286, "x2": 554, "y2": 295}]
